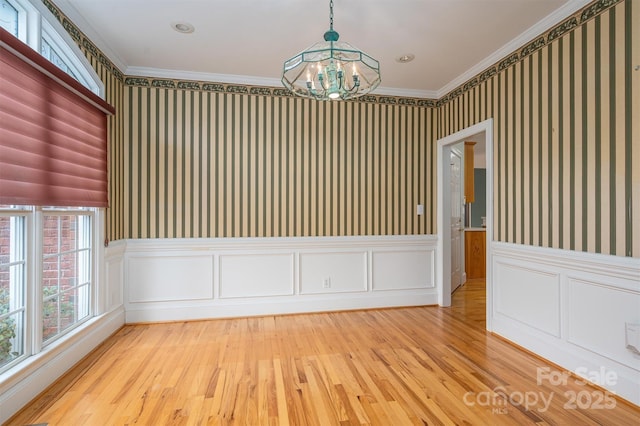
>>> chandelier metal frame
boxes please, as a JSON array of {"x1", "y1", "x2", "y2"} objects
[{"x1": 281, "y1": 0, "x2": 381, "y2": 101}]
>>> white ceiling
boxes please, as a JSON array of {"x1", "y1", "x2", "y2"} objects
[{"x1": 53, "y1": 0, "x2": 591, "y2": 98}]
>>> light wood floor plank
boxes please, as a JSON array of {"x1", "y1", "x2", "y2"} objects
[{"x1": 6, "y1": 279, "x2": 640, "y2": 425}]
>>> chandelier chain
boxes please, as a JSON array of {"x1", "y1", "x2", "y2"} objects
[{"x1": 329, "y1": 0, "x2": 334, "y2": 30}]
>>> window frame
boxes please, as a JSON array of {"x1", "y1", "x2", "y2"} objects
[
  {"x1": 40, "y1": 208, "x2": 95, "y2": 347},
  {"x1": 1, "y1": 0, "x2": 27, "y2": 40},
  {"x1": 0, "y1": 209, "x2": 29, "y2": 372},
  {"x1": 1, "y1": 0, "x2": 103, "y2": 97},
  {"x1": 0, "y1": 0, "x2": 108, "y2": 378},
  {"x1": 0, "y1": 206, "x2": 100, "y2": 375}
]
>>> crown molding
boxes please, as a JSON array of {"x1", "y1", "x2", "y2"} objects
[
  {"x1": 372, "y1": 86, "x2": 438, "y2": 100},
  {"x1": 51, "y1": 0, "x2": 128, "y2": 72},
  {"x1": 51, "y1": 0, "x2": 593, "y2": 102},
  {"x1": 436, "y1": 0, "x2": 593, "y2": 98},
  {"x1": 126, "y1": 66, "x2": 437, "y2": 100},
  {"x1": 125, "y1": 66, "x2": 283, "y2": 88}
]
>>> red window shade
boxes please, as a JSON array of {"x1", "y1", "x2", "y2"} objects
[{"x1": 0, "y1": 27, "x2": 115, "y2": 207}]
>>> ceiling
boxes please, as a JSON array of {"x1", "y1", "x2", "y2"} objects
[{"x1": 53, "y1": 0, "x2": 590, "y2": 98}]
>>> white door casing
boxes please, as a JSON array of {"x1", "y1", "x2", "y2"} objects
[{"x1": 436, "y1": 118, "x2": 493, "y2": 331}]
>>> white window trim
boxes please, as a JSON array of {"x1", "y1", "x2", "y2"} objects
[
  {"x1": 39, "y1": 209, "x2": 95, "y2": 348},
  {"x1": 2, "y1": 0, "x2": 26, "y2": 39},
  {"x1": 5, "y1": 0, "x2": 104, "y2": 97},
  {"x1": 0, "y1": 207, "x2": 103, "y2": 376}
]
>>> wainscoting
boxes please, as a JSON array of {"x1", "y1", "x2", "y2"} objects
[
  {"x1": 490, "y1": 242, "x2": 640, "y2": 406},
  {"x1": 115, "y1": 235, "x2": 438, "y2": 323}
]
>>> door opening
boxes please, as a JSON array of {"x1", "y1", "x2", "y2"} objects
[
  {"x1": 450, "y1": 146, "x2": 463, "y2": 293},
  {"x1": 436, "y1": 119, "x2": 493, "y2": 331}
]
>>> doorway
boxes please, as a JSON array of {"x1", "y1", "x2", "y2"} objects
[
  {"x1": 450, "y1": 146, "x2": 463, "y2": 293},
  {"x1": 436, "y1": 118, "x2": 493, "y2": 331}
]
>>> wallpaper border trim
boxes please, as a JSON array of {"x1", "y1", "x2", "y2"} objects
[
  {"x1": 437, "y1": 0, "x2": 621, "y2": 106},
  {"x1": 44, "y1": 0, "x2": 616, "y2": 108}
]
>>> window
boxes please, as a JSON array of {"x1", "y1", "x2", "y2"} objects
[
  {"x1": 0, "y1": 0, "x2": 103, "y2": 96},
  {"x1": 0, "y1": 0, "x2": 107, "y2": 376},
  {"x1": 0, "y1": 207, "x2": 97, "y2": 374},
  {"x1": 0, "y1": 0, "x2": 19, "y2": 37},
  {"x1": 40, "y1": 37, "x2": 79, "y2": 80},
  {"x1": 0, "y1": 211, "x2": 26, "y2": 371},
  {"x1": 42, "y1": 211, "x2": 92, "y2": 344}
]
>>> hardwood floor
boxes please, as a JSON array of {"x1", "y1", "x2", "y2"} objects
[{"x1": 8, "y1": 279, "x2": 640, "y2": 425}]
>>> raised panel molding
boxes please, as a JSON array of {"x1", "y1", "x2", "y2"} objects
[
  {"x1": 494, "y1": 261, "x2": 560, "y2": 337},
  {"x1": 104, "y1": 241, "x2": 125, "y2": 312},
  {"x1": 127, "y1": 255, "x2": 214, "y2": 303},
  {"x1": 372, "y1": 250, "x2": 435, "y2": 291},
  {"x1": 299, "y1": 252, "x2": 367, "y2": 295},
  {"x1": 220, "y1": 253, "x2": 294, "y2": 298},
  {"x1": 567, "y1": 278, "x2": 640, "y2": 371},
  {"x1": 491, "y1": 242, "x2": 640, "y2": 406},
  {"x1": 121, "y1": 235, "x2": 438, "y2": 323}
]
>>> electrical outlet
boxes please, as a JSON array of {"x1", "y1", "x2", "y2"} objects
[{"x1": 323, "y1": 277, "x2": 331, "y2": 288}]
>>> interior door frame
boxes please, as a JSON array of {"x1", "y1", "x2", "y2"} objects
[{"x1": 436, "y1": 118, "x2": 493, "y2": 330}]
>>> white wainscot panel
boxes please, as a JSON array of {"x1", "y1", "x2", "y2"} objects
[
  {"x1": 494, "y1": 261, "x2": 560, "y2": 337},
  {"x1": 372, "y1": 250, "x2": 434, "y2": 291},
  {"x1": 299, "y1": 252, "x2": 367, "y2": 294},
  {"x1": 128, "y1": 255, "x2": 214, "y2": 303},
  {"x1": 105, "y1": 255, "x2": 123, "y2": 310},
  {"x1": 219, "y1": 253, "x2": 294, "y2": 299},
  {"x1": 567, "y1": 278, "x2": 640, "y2": 370}
]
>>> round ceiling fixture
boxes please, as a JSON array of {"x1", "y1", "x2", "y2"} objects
[
  {"x1": 172, "y1": 22, "x2": 195, "y2": 34},
  {"x1": 395, "y1": 54, "x2": 415, "y2": 64}
]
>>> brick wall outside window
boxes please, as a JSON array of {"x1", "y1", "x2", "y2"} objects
[{"x1": 42, "y1": 215, "x2": 79, "y2": 341}]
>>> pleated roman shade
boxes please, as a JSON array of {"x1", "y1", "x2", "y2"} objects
[{"x1": 0, "y1": 27, "x2": 115, "y2": 207}]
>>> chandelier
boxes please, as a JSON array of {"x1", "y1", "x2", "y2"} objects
[{"x1": 281, "y1": 0, "x2": 381, "y2": 101}]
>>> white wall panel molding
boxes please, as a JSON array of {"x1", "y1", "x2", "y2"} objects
[
  {"x1": 220, "y1": 253, "x2": 295, "y2": 299},
  {"x1": 492, "y1": 242, "x2": 640, "y2": 284},
  {"x1": 493, "y1": 260, "x2": 561, "y2": 337},
  {"x1": 123, "y1": 235, "x2": 432, "y2": 252},
  {"x1": 372, "y1": 250, "x2": 435, "y2": 291},
  {"x1": 128, "y1": 255, "x2": 214, "y2": 303},
  {"x1": 299, "y1": 252, "x2": 368, "y2": 295},
  {"x1": 104, "y1": 241, "x2": 126, "y2": 312},
  {"x1": 491, "y1": 242, "x2": 640, "y2": 406},
  {"x1": 566, "y1": 278, "x2": 640, "y2": 370},
  {"x1": 120, "y1": 235, "x2": 438, "y2": 324}
]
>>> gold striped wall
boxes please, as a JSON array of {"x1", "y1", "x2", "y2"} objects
[
  {"x1": 49, "y1": 0, "x2": 638, "y2": 257},
  {"x1": 438, "y1": 0, "x2": 638, "y2": 258},
  {"x1": 121, "y1": 90, "x2": 437, "y2": 238}
]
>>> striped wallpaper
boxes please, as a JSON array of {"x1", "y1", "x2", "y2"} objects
[
  {"x1": 47, "y1": 0, "x2": 637, "y2": 257},
  {"x1": 120, "y1": 90, "x2": 437, "y2": 238},
  {"x1": 438, "y1": 0, "x2": 638, "y2": 258}
]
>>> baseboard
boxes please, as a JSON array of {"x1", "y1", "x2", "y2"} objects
[
  {"x1": 0, "y1": 307, "x2": 125, "y2": 424},
  {"x1": 125, "y1": 290, "x2": 439, "y2": 323}
]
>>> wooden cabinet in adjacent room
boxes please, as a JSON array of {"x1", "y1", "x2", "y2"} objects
[
  {"x1": 464, "y1": 141, "x2": 476, "y2": 203},
  {"x1": 465, "y1": 229, "x2": 486, "y2": 279}
]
